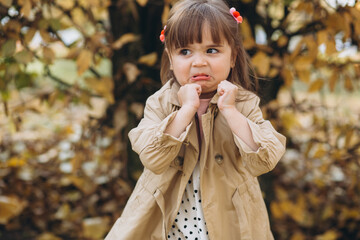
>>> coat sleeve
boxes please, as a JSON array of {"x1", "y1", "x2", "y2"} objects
[
  {"x1": 128, "y1": 93, "x2": 192, "y2": 175},
  {"x1": 233, "y1": 95, "x2": 286, "y2": 177}
]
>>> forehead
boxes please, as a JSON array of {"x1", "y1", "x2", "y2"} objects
[
  {"x1": 178, "y1": 24, "x2": 226, "y2": 47},
  {"x1": 166, "y1": 5, "x2": 233, "y2": 51}
]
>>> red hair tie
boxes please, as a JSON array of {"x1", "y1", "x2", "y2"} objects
[
  {"x1": 230, "y1": 7, "x2": 243, "y2": 23},
  {"x1": 159, "y1": 25, "x2": 166, "y2": 43}
]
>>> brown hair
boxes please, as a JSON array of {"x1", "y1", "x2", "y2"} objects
[{"x1": 160, "y1": 0, "x2": 258, "y2": 94}]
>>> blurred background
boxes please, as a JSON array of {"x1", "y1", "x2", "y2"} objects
[{"x1": 0, "y1": 0, "x2": 359, "y2": 239}]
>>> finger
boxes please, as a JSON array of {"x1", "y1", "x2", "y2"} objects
[
  {"x1": 195, "y1": 84, "x2": 202, "y2": 96},
  {"x1": 217, "y1": 85, "x2": 225, "y2": 96}
]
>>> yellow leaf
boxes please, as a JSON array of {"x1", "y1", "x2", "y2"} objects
[
  {"x1": 114, "y1": 101, "x2": 128, "y2": 133},
  {"x1": 138, "y1": 52, "x2": 157, "y2": 66},
  {"x1": 112, "y1": 33, "x2": 139, "y2": 50},
  {"x1": 24, "y1": 28, "x2": 36, "y2": 44},
  {"x1": 14, "y1": 50, "x2": 33, "y2": 64},
  {"x1": 277, "y1": 35, "x2": 288, "y2": 47},
  {"x1": 82, "y1": 217, "x2": 110, "y2": 239},
  {"x1": 279, "y1": 200, "x2": 293, "y2": 215},
  {"x1": 303, "y1": 35, "x2": 317, "y2": 60},
  {"x1": 289, "y1": 37, "x2": 304, "y2": 60},
  {"x1": 54, "y1": 203, "x2": 71, "y2": 220},
  {"x1": 268, "y1": 2, "x2": 284, "y2": 20},
  {"x1": 326, "y1": 40, "x2": 337, "y2": 55},
  {"x1": 130, "y1": 102, "x2": 144, "y2": 119},
  {"x1": 251, "y1": 51, "x2": 270, "y2": 77},
  {"x1": 341, "y1": 207, "x2": 360, "y2": 219},
  {"x1": 66, "y1": 47, "x2": 81, "y2": 59},
  {"x1": 76, "y1": 49, "x2": 93, "y2": 75},
  {"x1": 123, "y1": 62, "x2": 140, "y2": 83},
  {"x1": 289, "y1": 195, "x2": 306, "y2": 224},
  {"x1": 307, "y1": 192, "x2": 321, "y2": 206},
  {"x1": 268, "y1": 68, "x2": 279, "y2": 78},
  {"x1": 345, "y1": 128, "x2": 354, "y2": 148},
  {"x1": 329, "y1": 71, "x2": 338, "y2": 92},
  {"x1": 297, "y1": 69, "x2": 310, "y2": 83},
  {"x1": 101, "y1": 77, "x2": 114, "y2": 104},
  {"x1": 131, "y1": 170, "x2": 143, "y2": 181},
  {"x1": 355, "y1": 21, "x2": 360, "y2": 41},
  {"x1": 0, "y1": 0, "x2": 12, "y2": 7},
  {"x1": 162, "y1": 3, "x2": 170, "y2": 25},
  {"x1": 294, "y1": 56, "x2": 313, "y2": 72},
  {"x1": 39, "y1": 29, "x2": 51, "y2": 43},
  {"x1": 291, "y1": 232, "x2": 306, "y2": 240},
  {"x1": 43, "y1": 47, "x2": 55, "y2": 64},
  {"x1": 69, "y1": 176, "x2": 96, "y2": 195},
  {"x1": 71, "y1": 8, "x2": 87, "y2": 26},
  {"x1": 55, "y1": 0, "x2": 74, "y2": 10},
  {"x1": 0, "y1": 195, "x2": 27, "y2": 224},
  {"x1": 344, "y1": 75, "x2": 353, "y2": 91},
  {"x1": 136, "y1": 0, "x2": 148, "y2": 7},
  {"x1": 241, "y1": 20, "x2": 255, "y2": 49},
  {"x1": 343, "y1": 12, "x2": 352, "y2": 39},
  {"x1": 281, "y1": 67, "x2": 294, "y2": 87},
  {"x1": 7, "y1": 156, "x2": 26, "y2": 167},
  {"x1": 20, "y1": 0, "x2": 32, "y2": 19},
  {"x1": 317, "y1": 30, "x2": 328, "y2": 45},
  {"x1": 296, "y1": 2, "x2": 314, "y2": 14},
  {"x1": 308, "y1": 78, "x2": 324, "y2": 93},
  {"x1": 36, "y1": 232, "x2": 62, "y2": 240},
  {"x1": 270, "y1": 55, "x2": 283, "y2": 67},
  {"x1": 275, "y1": 186, "x2": 288, "y2": 201},
  {"x1": 322, "y1": 204, "x2": 334, "y2": 220},
  {"x1": 270, "y1": 201, "x2": 283, "y2": 219},
  {"x1": 84, "y1": 77, "x2": 114, "y2": 104},
  {"x1": 316, "y1": 230, "x2": 338, "y2": 240},
  {"x1": 281, "y1": 111, "x2": 300, "y2": 131}
]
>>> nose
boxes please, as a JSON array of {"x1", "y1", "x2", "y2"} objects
[{"x1": 192, "y1": 53, "x2": 207, "y2": 67}]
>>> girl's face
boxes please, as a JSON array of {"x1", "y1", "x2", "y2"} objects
[{"x1": 167, "y1": 25, "x2": 234, "y2": 93}]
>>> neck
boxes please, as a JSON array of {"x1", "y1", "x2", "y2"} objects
[{"x1": 200, "y1": 90, "x2": 217, "y2": 99}]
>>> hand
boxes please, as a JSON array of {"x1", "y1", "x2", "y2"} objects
[
  {"x1": 178, "y1": 83, "x2": 202, "y2": 110},
  {"x1": 217, "y1": 80, "x2": 238, "y2": 112}
]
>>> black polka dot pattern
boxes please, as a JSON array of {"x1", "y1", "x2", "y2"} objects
[{"x1": 167, "y1": 163, "x2": 209, "y2": 239}]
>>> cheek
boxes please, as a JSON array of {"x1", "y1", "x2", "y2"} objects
[{"x1": 172, "y1": 67, "x2": 187, "y2": 85}]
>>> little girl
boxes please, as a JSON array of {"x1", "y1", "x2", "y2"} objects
[{"x1": 106, "y1": 0, "x2": 286, "y2": 239}]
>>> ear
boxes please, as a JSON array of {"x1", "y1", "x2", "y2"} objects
[{"x1": 165, "y1": 48, "x2": 173, "y2": 70}]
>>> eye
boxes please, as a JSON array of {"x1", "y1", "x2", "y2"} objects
[
  {"x1": 179, "y1": 49, "x2": 191, "y2": 55},
  {"x1": 207, "y1": 48, "x2": 219, "y2": 54}
]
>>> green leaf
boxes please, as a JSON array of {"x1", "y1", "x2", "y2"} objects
[
  {"x1": 1, "y1": 39, "x2": 16, "y2": 57},
  {"x1": 50, "y1": 18, "x2": 62, "y2": 31},
  {"x1": 15, "y1": 72, "x2": 33, "y2": 89},
  {"x1": 5, "y1": 63, "x2": 20, "y2": 79},
  {"x1": 0, "y1": 75, "x2": 6, "y2": 91},
  {"x1": 38, "y1": 18, "x2": 49, "y2": 30},
  {"x1": 14, "y1": 50, "x2": 33, "y2": 64},
  {"x1": 1, "y1": 90, "x2": 10, "y2": 101}
]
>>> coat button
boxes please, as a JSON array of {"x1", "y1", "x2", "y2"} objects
[
  {"x1": 215, "y1": 154, "x2": 223, "y2": 164},
  {"x1": 174, "y1": 156, "x2": 184, "y2": 166}
]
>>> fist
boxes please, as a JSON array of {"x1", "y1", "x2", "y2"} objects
[
  {"x1": 178, "y1": 83, "x2": 202, "y2": 110},
  {"x1": 217, "y1": 80, "x2": 238, "y2": 111}
]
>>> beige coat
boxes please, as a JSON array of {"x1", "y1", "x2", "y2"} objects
[{"x1": 105, "y1": 79, "x2": 286, "y2": 240}]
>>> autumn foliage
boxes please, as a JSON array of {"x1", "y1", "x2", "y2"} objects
[{"x1": 1, "y1": 0, "x2": 360, "y2": 239}]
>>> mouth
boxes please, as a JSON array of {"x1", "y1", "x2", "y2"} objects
[{"x1": 192, "y1": 74, "x2": 210, "y2": 81}]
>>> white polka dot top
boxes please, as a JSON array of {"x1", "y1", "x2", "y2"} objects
[{"x1": 168, "y1": 98, "x2": 211, "y2": 240}]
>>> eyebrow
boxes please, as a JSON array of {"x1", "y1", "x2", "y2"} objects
[
  {"x1": 173, "y1": 43, "x2": 224, "y2": 50},
  {"x1": 206, "y1": 44, "x2": 224, "y2": 48}
]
